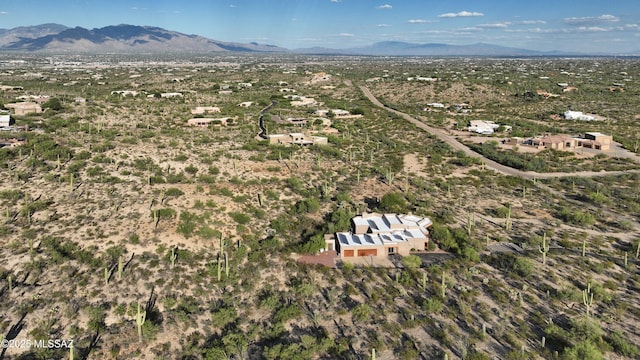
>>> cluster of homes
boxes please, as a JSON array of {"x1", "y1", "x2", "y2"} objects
[
  {"x1": 263, "y1": 108, "x2": 358, "y2": 146},
  {"x1": 111, "y1": 90, "x2": 184, "y2": 98},
  {"x1": 185, "y1": 106, "x2": 245, "y2": 128},
  {"x1": 324, "y1": 213, "x2": 433, "y2": 260}
]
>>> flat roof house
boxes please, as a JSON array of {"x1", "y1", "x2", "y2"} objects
[
  {"x1": 191, "y1": 106, "x2": 221, "y2": 115},
  {"x1": 579, "y1": 132, "x2": 612, "y2": 151},
  {"x1": 267, "y1": 133, "x2": 328, "y2": 146},
  {"x1": 468, "y1": 120, "x2": 500, "y2": 135},
  {"x1": 187, "y1": 117, "x2": 230, "y2": 127},
  {"x1": 526, "y1": 135, "x2": 577, "y2": 150},
  {"x1": 5, "y1": 102, "x2": 42, "y2": 116},
  {"x1": 328, "y1": 213, "x2": 432, "y2": 259}
]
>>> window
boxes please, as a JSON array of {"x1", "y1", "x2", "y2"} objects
[{"x1": 387, "y1": 247, "x2": 395, "y2": 254}]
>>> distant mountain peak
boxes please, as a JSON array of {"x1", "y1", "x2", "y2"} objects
[{"x1": 0, "y1": 23, "x2": 287, "y2": 53}]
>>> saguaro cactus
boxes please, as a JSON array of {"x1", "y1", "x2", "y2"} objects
[
  {"x1": 441, "y1": 271, "x2": 447, "y2": 298},
  {"x1": 384, "y1": 169, "x2": 394, "y2": 184},
  {"x1": 224, "y1": 252, "x2": 229, "y2": 278},
  {"x1": 583, "y1": 282, "x2": 594, "y2": 316},
  {"x1": 539, "y1": 233, "x2": 550, "y2": 265},
  {"x1": 170, "y1": 247, "x2": 177, "y2": 269},
  {"x1": 7, "y1": 275, "x2": 12, "y2": 292},
  {"x1": 136, "y1": 302, "x2": 146, "y2": 343},
  {"x1": 466, "y1": 213, "x2": 475, "y2": 237},
  {"x1": 505, "y1": 205, "x2": 512, "y2": 231},
  {"x1": 104, "y1": 267, "x2": 109, "y2": 285},
  {"x1": 117, "y1": 255, "x2": 124, "y2": 280}
]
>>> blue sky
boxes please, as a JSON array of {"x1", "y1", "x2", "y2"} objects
[{"x1": 1, "y1": 1, "x2": 639, "y2": 53}]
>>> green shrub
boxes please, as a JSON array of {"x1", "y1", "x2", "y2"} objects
[
  {"x1": 401, "y1": 255, "x2": 422, "y2": 269},
  {"x1": 229, "y1": 212, "x2": 250, "y2": 225},
  {"x1": 379, "y1": 192, "x2": 407, "y2": 213}
]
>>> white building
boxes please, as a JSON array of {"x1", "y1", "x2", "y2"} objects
[
  {"x1": 160, "y1": 92, "x2": 183, "y2": 98},
  {"x1": 426, "y1": 102, "x2": 445, "y2": 108},
  {"x1": 564, "y1": 110, "x2": 596, "y2": 121},
  {"x1": 267, "y1": 133, "x2": 328, "y2": 146},
  {"x1": 467, "y1": 120, "x2": 506, "y2": 135},
  {"x1": 111, "y1": 90, "x2": 139, "y2": 97},
  {"x1": 0, "y1": 111, "x2": 11, "y2": 127}
]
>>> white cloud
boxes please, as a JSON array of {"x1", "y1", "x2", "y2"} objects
[
  {"x1": 0, "y1": 11, "x2": 8, "y2": 15},
  {"x1": 575, "y1": 26, "x2": 611, "y2": 32},
  {"x1": 330, "y1": 0, "x2": 341, "y2": 2},
  {"x1": 377, "y1": 4, "x2": 392, "y2": 10},
  {"x1": 520, "y1": 20, "x2": 546, "y2": 25},
  {"x1": 505, "y1": 28, "x2": 555, "y2": 34},
  {"x1": 376, "y1": 24, "x2": 391, "y2": 27},
  {"x1": 478, "y1": 22, "x2": 511, "y2": 28},
  {"x1": 564, "y1": 14, "x2": 619, "y2": 25},
  {"x1": 339, "y1": 33, "x2": 355, "y2": 37},
  {"x1": 408, "y1": 19, "x2": 429, "y2": 24},
  {"x1": 438, "y1": 11, "x2": 484, "y2": 18},
  {"x1": 229, "y1": 4, "x2": 237, "y2": 8}
]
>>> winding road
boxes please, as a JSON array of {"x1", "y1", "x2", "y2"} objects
[
  {"x1": 257, "y1": 101, "x2": 276, "y2": 139},
  {"x1": 359, "y1": 85, "x2": 640, "y2": 180}
]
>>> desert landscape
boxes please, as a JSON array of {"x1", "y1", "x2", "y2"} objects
[{"x1": 0, "y1": 53, "x2": 639, "y2": 360}]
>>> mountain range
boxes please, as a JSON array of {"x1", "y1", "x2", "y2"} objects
[
  {"x1": 0, "y1": 24, "x2": 286, "y2": 53},
  {"x1": 0, "y1": 23, "x2": 602, "y2": 56},
  {"x1": 295, "y1": 41, "x2": 551, "y2": 56}
]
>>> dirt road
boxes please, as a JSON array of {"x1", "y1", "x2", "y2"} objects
[{"x1": 359, "y1": 85, "x2": 640, "y2": 180}]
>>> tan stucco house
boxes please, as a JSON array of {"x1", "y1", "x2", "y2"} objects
[{"x1": 327, "y1": 213, "x2": 432, "y2": 259}]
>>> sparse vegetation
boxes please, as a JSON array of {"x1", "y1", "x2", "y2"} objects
[{"x1": 0, "y1": 54, "x2": 638, "y2": 359}]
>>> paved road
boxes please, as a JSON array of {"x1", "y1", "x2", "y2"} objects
[
  {"x1": 257, "y1": 101, "x2": 276, "y2": 139},
  {"x1": 359, "y1": 85, "x2": 640, "y2": 180}
]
